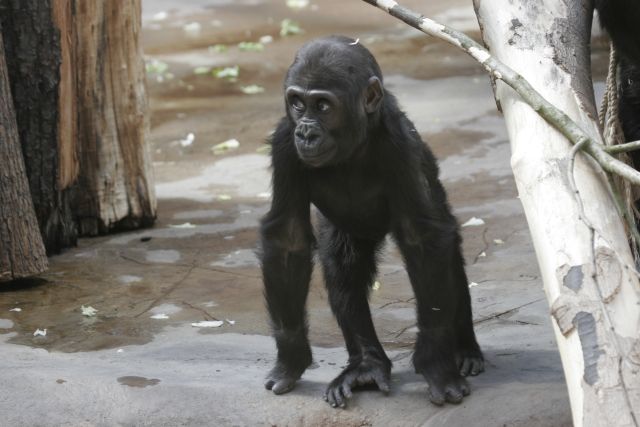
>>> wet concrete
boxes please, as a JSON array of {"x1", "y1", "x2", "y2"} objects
[{"x1": 0, "y1": 0, "x2": 591, "y2": 425}]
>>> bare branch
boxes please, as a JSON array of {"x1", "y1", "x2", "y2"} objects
[
  {"x1": 361, "y1": 0, "x2": 640, "y2": 185},
  {"x1": 604, "y1": 140, "x2": 640, "y2": 154}
]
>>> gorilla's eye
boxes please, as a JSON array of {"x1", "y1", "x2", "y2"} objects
[
  {"x1": 317, "y1": 99, "x2": 331, "y2": 113},
  {"x1": 291, "y1": 96, "x2": 305, "y2": 111}
]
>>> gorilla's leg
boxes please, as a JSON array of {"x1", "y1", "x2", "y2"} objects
[
  {"x1": 261, "y1": 217, "x2": 314, "y2": 395},
  {"x1": 318, "y1": 218, "x2": 390, "y2": 408},
  {"x1": 394, "y1": 216, "x2": 483, "y2": 405}
]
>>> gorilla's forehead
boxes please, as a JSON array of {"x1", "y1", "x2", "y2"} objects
[
  {"x1": 285, "y1": 36, "x2": 383, "y2": 91},
  {"x1": 285, "y1": 65, "x2": 355, "y2": 92}
]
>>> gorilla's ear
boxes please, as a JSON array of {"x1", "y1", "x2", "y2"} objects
[{"x1": 364, "y1": 76, "x2": 384, "y2": 113}]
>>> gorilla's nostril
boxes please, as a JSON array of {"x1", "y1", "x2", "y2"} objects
[{"x1": 305, "y1": 132, "x2": 320, "y2": 144}]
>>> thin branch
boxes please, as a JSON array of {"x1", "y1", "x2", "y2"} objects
[
  {"x1": 361, "y1": 0, "x2": 640, "y2": 186},
  {"x1": 604, "y1": 140, "x2": 640, "y2": 154}
]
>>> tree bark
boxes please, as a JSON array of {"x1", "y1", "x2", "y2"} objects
[
  {"x1": 0, "y1": 0, "x2": 77, "y2": 254},
  {"x1": 474, "y1": 1, "x2": 640, "y2": 426},
  {"x1": 72, "y1": 0, "x2": 156, "y2": 236},
  {"x1": 0, "y1": 26, "x2": 48, "y2": 281}
]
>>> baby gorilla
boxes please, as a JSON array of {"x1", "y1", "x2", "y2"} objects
[{"x1": 260, "y1": 35, "x2": 484, "y2": 408}]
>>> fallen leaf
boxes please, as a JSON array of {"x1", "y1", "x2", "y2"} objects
[
  {"x1": 153, "y1": 11, "x2": 168, "y2": 21},
  {"x1": 493, "y1": 239, "x2": 504, "y2": 245},
  {"x1": 180, "y1": 132, "x2": 195, "y2": 147},
  {"x1": 372, "y1": 281, "x2": 381, "y2": 291},
  {"x1": 280, "y1": 19, "x2": 303, "y2": 37},
  {"x1": 256, "y1": 145, "x2": 271, "y2": 154},
  {"x1": 9, "y1": 308, "x2": 21, "y2": 312},
  {"x1": 209, "y1": 44, "x2": 228, "y2": 53},
  {"x1": 241, "y1": 85, "x2": 265, "y2": 95},
  {"x1": 33, "y1": 328, "x2": 47, "y2": 337},
  {"x1": 212, "y1": 138, "x2": 240, "y2": 153},
  {"x1": 194, "y1": 66, "x2": 211, "y2": 75},
  {"x1": 238, "y1": 41, "x2": 264, "y2": 52},
  {"x1": 468, "y1": 282, "x2": 479, "y2": 288},
  {"x1": 169, "y1": 222, "x2": 196, "y2": 229},
  {"x1": 145, "y1": 59, "x2": 168, "y2": 75},
  {"x1": 461, "y1": 217, "x2": 485, "y2": 227},
  {"x1": 218, "y1": 194, "x2": 232, "y2": 201},
  {"x1": 213, "y1": 65, "x2": 239, "y2": 80},
  {"x1": 226, "y1": 319, "x2": 236, "y2": 325},
  {"x1": 183, "y1": 22, "x2": 202, "y2": 37},
  {"x1": 191, "y1": 321, "x2": 224, "y2": 328},
  {"x1": 81, "y1": 305, "x2": 98, "y2": 317},
  {"x1": 479, "y1": 251, "x2": 487, "y2": 258},
  {"x1": 286, "y1": 0, "x2": 309, "y2": 9},
  {"x1": 259, "y1": 35, "x2": 274, "y2": 44},
  {"x1": 150, "y1": 314, "x2": 169, "y2": 320}
]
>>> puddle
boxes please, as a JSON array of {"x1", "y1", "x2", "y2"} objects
[
  {"x1": 454, "y1": 198, "x2": 523, "y2": 219},
  {"x1": 75, "y1": 250, "x2": 98, "y2": 259},
  {"x1": 173, "y1": 209, "x2": 223, "y2": 220},
  {"x1": 107, "y1": 204, "x2": 267, "y2": 245},
  {"x1": 211, "y1": 249, "x2": 258, "y2": 268},
  {"x1": 146, "y1": 250, "x2": 182, "y2": 264},
  {"x1": 117, "y1": 376, "x2": 161, "y2": 388},
  {"x1": 142, "y1": 0, "x2": 267, "y2": 22},
  {"x1": 155, "y1": 154, "x2": 270, "y2": 202},
  {"x1": 385, "y1": 74, "x2": 496, "y2": 134}
]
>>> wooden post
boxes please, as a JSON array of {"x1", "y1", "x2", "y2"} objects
[
  {"x1": 0, "y1": 26, "x2": 48, "y2": 281},
  {"x1": 72, "y1": 0, "x2": 156, "y2": 235},
  {"x1": 474, "y1": 0, "x2": 640, "y2": 425}
]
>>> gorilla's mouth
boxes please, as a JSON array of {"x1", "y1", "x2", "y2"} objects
[{"x1": 295, "y1": 141, "x2": 337, "y2": 167}]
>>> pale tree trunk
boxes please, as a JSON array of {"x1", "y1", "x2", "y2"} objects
[
  {"x1": 474, "y1": 1, "x2": 640, "y2": 426},
  {"x1": 72, "y1": 0, "x2": 156, "y2": 236},
  {"x1": 0, "y1": 26, "x2": 48, "y2": 281}
]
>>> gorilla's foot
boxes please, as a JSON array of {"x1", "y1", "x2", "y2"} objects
[
  {"x1": 456, "y1": 348, "x2": 485, "y2": 377},
  {"x1": 417, "y1": 363, "x2": 471, "y2": 406},
  {"x1": 324, "y1": 356, "x2": 391, "y2": 409},
  {"x1": 264, "y1": 360, "x2": 310, "y2": 395}
]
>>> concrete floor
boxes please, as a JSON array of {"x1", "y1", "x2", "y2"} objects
[{"x1": 0, "y1": 1, "x2": 577, "y2": 425}]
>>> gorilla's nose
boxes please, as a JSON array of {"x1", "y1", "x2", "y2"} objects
[{"x1": 295, "y1": 124, "x2": 321, "y2": 146}]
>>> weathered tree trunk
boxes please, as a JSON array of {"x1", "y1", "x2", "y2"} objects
[
  {"x1": 0, "y1": 0, "x2": 155, "y2": 247},
  {"x1": 0, "y1": 0, "x2": 78, "y2": 254},
  {"x1": 72, "y1": 0, "x2": 156, "y2": 235},
  {"x1": 474, "y1": 1, "x2": 640, "y2": 426},
  {"x1": 0, "y1": 26, "x2": 48, "y2": 281}
]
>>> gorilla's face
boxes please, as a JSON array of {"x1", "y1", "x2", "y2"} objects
[
  {"x1": 283, "y1": 38, "x2": 384, "y2": 168},
  {"x1": 285, "y1": 78, "x2": 383, "y2": 168}
]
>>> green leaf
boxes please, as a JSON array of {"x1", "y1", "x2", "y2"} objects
[
  {"x1": 213, "y1": 65, "x2": 240, "y2": 80},
  {"x1": 238, "y1": 41, "x2": 264, "y2": 52},
  {"x1": 240, "y1": 85, "x2": 265, "y2": 94},
  {"x1": 193, "y1": 66, "x2": 211, "y2": 75},
  {"x1": 145, "y1": 59, "x2": 169, "y2": 74},
  {"x1": 208, "y1": 44, "x2": 228, "y2": 53},
  {"x1": 280, "y1": 19, "x2": 303, "y2": 37}
]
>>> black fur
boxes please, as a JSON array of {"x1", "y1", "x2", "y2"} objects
[{"x1": 260, "y1": 36, "x2": 483, "y2": 407}]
